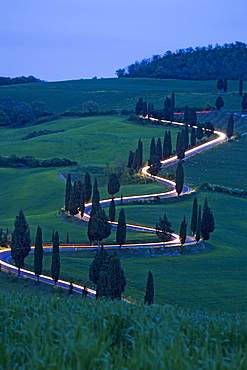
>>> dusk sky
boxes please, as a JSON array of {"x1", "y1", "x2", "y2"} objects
[{"x1": 1, "y1": 0, "x2": 246, "y2": 81}]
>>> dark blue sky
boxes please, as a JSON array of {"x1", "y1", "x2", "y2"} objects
[{"x1": 1, "y1": 0, "x2": 246, "y2": 81}]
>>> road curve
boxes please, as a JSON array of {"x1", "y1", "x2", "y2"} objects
[{"x1": 0, "y1": 119, "x2": 228, "y2": 297}]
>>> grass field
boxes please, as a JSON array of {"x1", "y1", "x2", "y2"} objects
[
  {"x1": 1, "y1": 287, "x2": 247, "y2": 369},
  {"x1": 0, "y1": 78, "x2": 244, "y2": 113}
]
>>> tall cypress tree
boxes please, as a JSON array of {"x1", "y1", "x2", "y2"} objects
[
  {"x1": 168, "y1": 130, "x2": 172, "y2": 156},
  {"x1": 109, "y1": 198, "x2": 116, "y2": 222},
  {"x1": 91, "y1": 178, "x2": 100, "y2": 216},
  {"x1": 132, "y1": 148, "x2": 141, "y2": 172},
  {"x1": 201, "y1": 198, "x2": 215, "y2": 240},
  {"x1": 179, "y1": 216, "x2": 187, "y2": 245},
  {"x1": 67, "y1": 183, "x2": 79, "y2": 216},
  {"x1": 127, "y1": 150, "x2": 134, "y2": 169},
  {"x1": 34, "y1": 225, "x2": 43, "y2": 280},
  {"x1": 195, "y1": 206, "x2": 201, "y2": 243},
  {"x1": 80, "y1": 182, "x2": 85, "y2": 217},
  {"x1": 11, "y1": 210, "x2": 31, "y2": 274},
  {"x1": 184, "y1": 105, "x2": 189, "y2": 124},
  {"x1": 108, "y1": 254, "x2": 126, "y2": 300},
  {"x1": 176, "y1": 131, "x2": 185, "y2": 159},
  {"x1": 116, "y1": 208, "x2": 126, "y2": 247},
  {"x1": 84, "y1": 172, "x2": 92, "y2": 203},
  {"x1": 144, "y1": 270, "x2": 154, "y2": 305},
  {"x1": 163, "y1": 131, "x2": 169, "y2": 159},
  {"x1": 226, "y1": 114, "x2": 234, "y2": 138},
  {"x1": 239, "y1": 78, "x2": 243, "y2": 96},
  {"x1": 51, "y1": 231, "x2": 60, "y2": 284},
  {"x1": 96, "y1": 270, "x2": 109, "y2": 299},
  {"x1": 170, "y1": 92, "x2": 175, "y2": 122},
  {"x1": 135, "y1": 97, "x2": 144, "y2": 115},
  {"x1": 217, "y1": 78, "x2": 223, "y2": 90},
  {"x1": 88, "y1": 207, "x2": 111, "y2": 248},
  {"x1": 89, "y1": 246, "x2": 110, "y2": 285},
  {"x1": 188, "y1": 108, "x2": 197, "y2": 127},
  {"x1": 150, "y1": 137, "x2": 156, "y2": 157},
  {"x1": 156, "y1": 137, "x2": 163, "y2": 160},
  {"x1": 175, "y1": 160, "x2": 184, "y2": 196},
  {"x1": 191, "y1": 127, "x2": 196, "y2": 147},
  {"x1": 184, "y1": 123, "x2": 189, "y2": 150},
  {"x1": 142, "y1": 101, "x2": 147, "y2": 117},
  {"x1": 190, "y1": 197, "x2": 198, "y2": 235},
  {"x1": 107, "y1": 173, "x2": 121, "y2": 198},
  {"x1": 138, "y1": 139, "x2": 143, "y2": 168},
  {"x1": 65, "y1": 173, "x2": 72, "y2": 212}
]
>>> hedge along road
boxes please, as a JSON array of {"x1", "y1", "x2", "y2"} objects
[{"x1": 0, "y1": 119, "x2": 228, "y2": 297}]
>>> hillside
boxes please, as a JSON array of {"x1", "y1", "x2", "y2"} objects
[{"x1": 116, "y1": 42, "x2": 247, "y2": 80}]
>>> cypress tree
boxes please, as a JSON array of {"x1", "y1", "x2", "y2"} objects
[
  {"x1": 65, "y1": 173, "x2": 72, "y2": 211},
  {"x1": 156, "y1": 213, "x2": 173, "y2": 242},
  {"x1": 184, "y1": 123, "x2": 189, "y2": 150},
  {"x1": 179, "y1": 216, "x2": 187, "y2": 245},
  {"x1": 190, "y1": 197, "x2": 198, "y2": 235},
  {"x1": 10, "y1": 210, "x2": 31, "y2": 274},
  {"x1": 215, "y1": 96, "x2": 224, "y2": 110},
  {"x1": 135, "y1": 97, "x2": 144, "y2": 115},
  {"x1": 148, "y1": 155, "x2": 161, "y2": 176},
  {"x1": 201, "y1": 198, "x2": 215, "y2": 240},
  {"x1": 127, "y1": 150, "x2": 134, "y2": 169},
  {"x1": 73, "y1": 181, "x2": 81, "y2": 210},
  {"x1": 150, "y1": 137, "x2": 156, "y2": 157},
  {"x1": 107, "y1": 173, "x2": 121, "y2": 198},
  {"x1": 138, "y1": 139, "x2": 143, "y2": 168},
  {"x1": 168, "y1": 130, "x2": 172, "y2": 156},
  {"x1": 226, "y1": 114, "x2": 234, "y2": 138},
  {"x1": 163, "y1": 131, "x2": 169, "y2": 159},
  {"x1": 164, "y1": 96, "x2": 171, "y2": 121},
  {"x1": 116, "y1": 208, "x2": 126, "y2": 247},
  {"x1": 109, "y1": 198, "x2": 116, "y2": 222},
  {"x1": 66, "y1": 233, "x2": 69, "y2": 244},
  {"x1": 239, "y1": 78, "x2": 243, "y2": 96},
  {"x1": 242, "y1": 93, "x2": 247, "y2": 111},
  {"x1": 108, "y1": 254, "x2": 126, "y2": 300},
  {"x1": 84, "y1": 172, "x2": 92, "y2": 203},
  {"x1": 176, "y1": 131, "x2": 185, "y2": 160},
  {"x1": 89, "y1": 246, "x2": 109, "y2": 285},
  {"x1": 51, "y1": 230, "x2": 55, "y2": 243},
  {"x1": 142, "y1": 101, "x2": 147, "y2": 117},
  {"x1": 87, "y1": 207, "x2": 111, "y2": 248},
  {"x1": 96, "y1": 270, "x2": 109, "y2": 299},
  {"x1": 132, "y1": 148, "x2": 141, "y2": 172},
  {"x1": 184, "y1": 105, "x2": 189, "y2": 124},
  {"x1": 34, "y1": 225, "x2": 43, "y2": 280},
  {"x1": 156, "y1": 137, "x2": 163, "y2": 160},
  {"x1": 191, "y1": 127, "x2": 196, "y2": 147},
  {"x1": 144, "y1": 270, "x2": 154, "y2": 305},
  {"x1": 147, "y1": 103, "x2": 152, "y2": 118},
  {"x1": 195, "y1": 206, "x2": 201, "y2": 243},
  {"x1": 175, "y1": 160, "x2": 184, "y2": 196},
  {"x1": 80, "y1": 183, "x2": 85, "y2": 217},
  {"x1": 51, "y1": 231, "x2": 60, "y2": 284},
  {"x1": 91, "y1": 178, "x2": 100, "y2": 216},
  {"x1": 67, "y1": 183, "x2": 79, "y2": 216},
  {"x1": 188, "y1": 108, "x2": 197, "y2": 127}
]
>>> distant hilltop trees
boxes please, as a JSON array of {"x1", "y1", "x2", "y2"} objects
[
  {"x1": 0, "y1": 75, "x2": 43, "y2": 86},
  {"x1": 116, "y1": 42, "x2": 247, "y2": 80}
]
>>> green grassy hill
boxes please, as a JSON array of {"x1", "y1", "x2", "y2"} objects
[{"x1": 0, "y1": 78, "x2": 244, "y2": 113}]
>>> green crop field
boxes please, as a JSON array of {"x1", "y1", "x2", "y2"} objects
[
  {"x1": 0, "y1": 78, "x2": 244, "y2": 113},
  {"x1": 1, "y1": 287, "x2": 247, "y2": 369}
]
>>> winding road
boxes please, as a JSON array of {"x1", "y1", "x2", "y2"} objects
[{"x1": 0, "y1": 118, "x2": 228, "y2": 297}]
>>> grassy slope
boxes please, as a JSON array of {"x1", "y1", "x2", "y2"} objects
[{"x1": 0, "y1": 78, "x2": 243, "y2": 112}]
